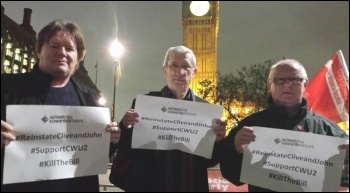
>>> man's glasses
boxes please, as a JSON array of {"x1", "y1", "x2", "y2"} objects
[
  {"x1": 273, "y1": 78, "x2": 304, "y2": 84},
  {"x1": 167, "y1": 64, "x2": 193, "y2": 72}
]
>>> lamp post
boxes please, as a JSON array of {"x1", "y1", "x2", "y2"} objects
[{"x1": 109, "y1": 39, "x2": 124, "y2": 122}]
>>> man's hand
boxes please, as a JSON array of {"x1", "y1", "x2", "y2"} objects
[
  {"x1": 106, "y1": 122, "x2": 120, "y2": 144},
  {"x1": 234, "y1": 126, "x2": 256, "y2": 153},
  {"x1": 1, "y1": 120, "x2": 16, "y2": 148}
]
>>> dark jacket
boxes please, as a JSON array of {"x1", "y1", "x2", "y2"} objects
[
  {"x1": 220, "y1": 96, "x2": 347, "y2": 192},
  {"x1": 115, "y1": 91, "x2": 224, "y2": 192},
  {"x1": 1, "y1": 66, "x2": 101, "y2": 192}
]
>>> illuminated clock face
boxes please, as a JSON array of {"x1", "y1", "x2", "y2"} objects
[{"x1": 190, "y1": 1, "x2": 210, "y2": 16}]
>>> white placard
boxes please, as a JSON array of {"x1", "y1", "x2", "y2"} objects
[
  {"x1": 3, "y1": 105, "x2": 111, "y2": 184},
  {"x1": 132, "y1": 94, "x2": 224, "y2": 159},
  {"x1": 240, "y1": 126, "x2": 347, "y2": 192}
]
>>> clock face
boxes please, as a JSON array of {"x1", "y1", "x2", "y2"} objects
[{"x1": 190, "y1": 1, "x2": 210, "y2": 16}]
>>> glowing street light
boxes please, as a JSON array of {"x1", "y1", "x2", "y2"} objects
[
  {"x1": 98, "y1": 97, "x2": 106, "y2": 106},
  {"x1": 109, "y1": 39, "x2": 124, "y2": 59},
  {"x1": 109, "y1": 39, "x2": 124, "y2": 122}
]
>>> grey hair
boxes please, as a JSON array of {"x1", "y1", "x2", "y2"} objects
[
  {"x1": 162, "y1": 45, "x2": 197, "y2": 68},
  {"x1": 268, "y1": 59, "x2": 308, "y2": 80}
]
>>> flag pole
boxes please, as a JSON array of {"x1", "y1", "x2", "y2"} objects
[
  {"x1": 335, "y1": 50, "x2": 349, "y2": 133},
  {"x1": 95, "y1": 59, "x2": 98, "y2": 86},
  {"x1": 336, "y1": 50, "x2": 349, "y2": 88}
]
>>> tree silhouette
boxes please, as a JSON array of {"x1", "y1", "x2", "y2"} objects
[{"x1": 198, "y1": 59, "x2": 275, "y2": 133}]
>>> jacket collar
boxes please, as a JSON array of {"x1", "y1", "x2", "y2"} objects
[{"x1": 267, "y1": 95, "x2": 308, "y2": 120}]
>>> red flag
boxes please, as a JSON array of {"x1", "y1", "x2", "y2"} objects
[{"x1": 304, "y1": 50, "x2": 349, "y2": 123}]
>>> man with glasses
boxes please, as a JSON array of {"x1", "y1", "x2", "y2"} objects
[
  {"x1": 111, "y1": 45, "x2": 227, "y2": 191},
  {"x1": 220, "y1": 59, "x2": 349, "y2": 191}
]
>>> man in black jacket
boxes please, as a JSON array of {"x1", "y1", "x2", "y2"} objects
[
  {"x1": 111, "y1": 45, "x2": 227, "y2": 192},
  {"x1": 1, "y1": 19, "x2": 119, "y2": 192},
  {"x1": 220, "y1": 59, "x2": 349, "y2": 192}
]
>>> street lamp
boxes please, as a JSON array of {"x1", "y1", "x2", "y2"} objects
[
  {"x1": 109, "y1": 39, "x2": 124, "y2": 122},
  {"x1": 98, "y1": 96, "x2": 106, "y2": 106}
]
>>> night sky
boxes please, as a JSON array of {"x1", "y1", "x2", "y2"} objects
[{"x1": 2, "y1": 1, "x2": 349, "y2": 121}]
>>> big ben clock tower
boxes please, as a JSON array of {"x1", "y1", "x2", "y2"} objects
[{"x1": 182, "y1": 1, "x2": 219, "y2": 95}]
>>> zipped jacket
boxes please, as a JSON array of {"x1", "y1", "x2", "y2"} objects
[{"x1": 220, "y1": 96, "x2": 347, "y2": 192}]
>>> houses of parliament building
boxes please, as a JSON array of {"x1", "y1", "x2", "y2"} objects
[{"x1": 1, "y1": 5, "x2": 98, "y2": 93}]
